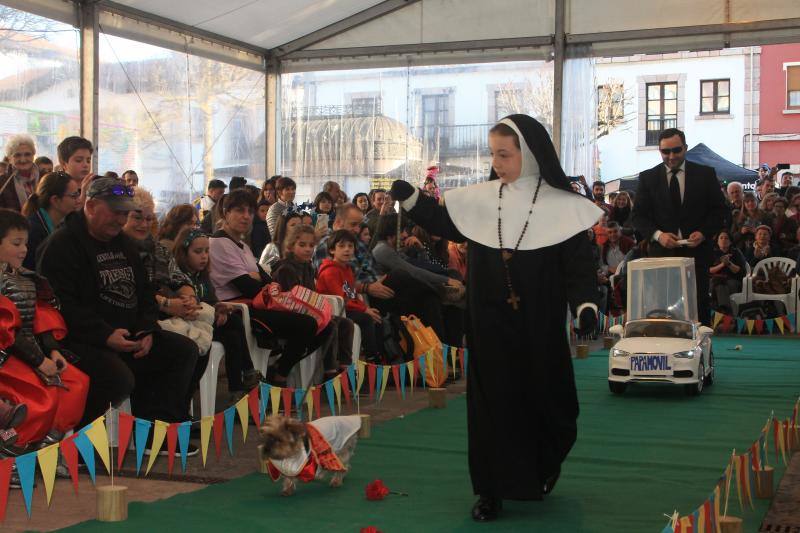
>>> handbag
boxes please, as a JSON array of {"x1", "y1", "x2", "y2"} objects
[
  {"x1": 399, "y1": 315, "x2": 447, "y2": 387},
  {"x1": 253, "y1": 283, "x2": 333, "y2": 334}
]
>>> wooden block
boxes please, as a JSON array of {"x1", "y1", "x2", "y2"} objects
[
  {"x1": 754, "y1": 466, "x2": 774, "y2": 499},
  {"x1": 575, "y1": 345, "x2": 589, "y2": 359},
  {"x1": 357, "y1": 414, "x2": 371, "y2": 439},
  {"x1": 428, "y1": 388, "x2": 446, "y2": 408},
  {"x1": 97, "y1": 485, "x2": 128, "y2": 522},
  {"x1": 603, "y1": 337, "x2": 615, "y2": 349},
  {"x1": 256, "y1": 444, "x2": 270, "y2": 474},
  {"x1": 719, "y1": 516, "x2": 743, "y2": 533}
]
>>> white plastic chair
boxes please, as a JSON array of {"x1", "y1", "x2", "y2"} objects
[
  {"x1": 198, "y1": 341, "x2": 225, "y2": 418},
  {"x1": 228, "y1": 302, "x2": 272, "y2": 376},
  {"x1": 742, "y1": 257, "x2": 797, "y2": 315}
]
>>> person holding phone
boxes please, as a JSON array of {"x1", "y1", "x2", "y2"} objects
[
  {"x1": 38, "y1": 177, "x2": 200, "y2": 445},
  {"x1": 708, "y1": 230, "x2": 746, "y2": 313}
]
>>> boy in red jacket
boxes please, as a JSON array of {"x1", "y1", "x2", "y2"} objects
[{"x1": 316, "y1": 230, "x2": 382, "y2": 362}]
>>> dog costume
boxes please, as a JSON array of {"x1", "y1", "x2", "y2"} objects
[{"x1": 266, "y1": 415, "x2": 361, "y2": 482}]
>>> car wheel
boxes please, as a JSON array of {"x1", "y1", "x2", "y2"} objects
[
  {"x1": 608, "y1": 381, "x2": 627, "y2": 395},
  {"x1": 704, "y1": 351, "x2": 715, "y2": 386},
  {"x1": 685, "y1": 361, "x2": 704, "y2": 396}
]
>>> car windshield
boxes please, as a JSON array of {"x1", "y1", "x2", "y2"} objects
[{"x1": 625, "y1": 320, "x2": 693, "y2": 340}]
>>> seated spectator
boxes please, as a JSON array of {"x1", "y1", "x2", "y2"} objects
[
  {"x1": 56, "y1": 136, "x2": 95, "y2": 208},
  {"x1": 358, "y1": 223, "x2": 371, "y2": 247},
  {"x1": 311, "y1": 192, "x2": 335, "y2": 229},
  {"x1": 196, "y1": 179, "x2": 226, "y2": 226},
  {"x1": 260, "y1": 176, "x2": 278, "y2": 207},
  {"x1": 353, "y1": 193, "x2": 370, "y2": 216},
  {"x1": 158, "y1": 204, "x2": 199, "y2": 250},
  {"x1": 422, "y1": 175, "x2": 440, "y2": 200},
  {"x1": 259, "y1": 211, "x2": 303, "y2": 272},
  {"x1": 732, "y1": 192, "x2": 769, "y2": 251},
  {"x1": 1, "y1": 134, "x2": 39, "y2": 212},
  {"x1": 273, "y1": 225, "x2": 354, "y2": 375},
  {"x1": 759, "y1": 192, "x2": 779, "y2": 214},
  {"x1": 591, "y1": 181, "x2": 611, "y2": 213},
  {"x1": 789, "y1": 192, "x2": 800, "y2": 222},
  {"x1": 592, "y1": 213, "x2": 609, "y2": 247},
  {"x1": 600, "y1": 222, "x2": 635, "y2": 276},
  {"x1": 37, "y1": 177, "x2": 199, "y2": 450},
  {"x1": 322, "y1": 181, "x2": 342, "y2": 205},
  {"x1": 745, "y1": 225, "x2": 779, "y2": 268},
  {"x1": 726, "y1": 181, "x2": 744, "y2": 212},
  {"x1": 448, "y1": 241, "x2": 468, "y2": 282},
  {"x1": 0, "y1": 209, "x2": 88, "y2": 453},
  {"x1": 266, "y1": 177, "x2": 296, "y2": 237},
  {"x1": 786, "y1": 227, "x2": 800, "y2": 263},
  {"x1": 121, "y1": 170, "x2": 138, "y2": 188},
  {"x1": 770, "y1": 196, "x2": 798, "y2": 252},
  {"x1": 316, "y1": 230, "x2": 382, "y2": 363},
  {"x1": 200, "y1": 191, "x2": 226, "y2": 234},
  {"x1": 21, "y1": 171, "x2": 81, "y2": 270},
  {"x1": 250, "y1": 198, "x2": 270, "y2": 259},
  {"x1": 208, "y1": 189, "x2": 318, "y2": 386},
  {"x1": 404, "y1": 225, "x2": 451, "y2": 276},
  {"x1": 34, "y1": 156, "x2": 53, "y2": 176},
  {"x1": 173, "y1": 228, "x2": 262, "y2": 399},
  {"x1": 104, "y1": 171, "x2": 119, "y2": 180},
  {"x1": 609, "y1": 191, "x2": 635, "y2": 238},
  {"x1": 229, "y1": 176, "x2": 247, "y2": 191},
  {"x1": 777, "y1": 172, "x2": 794, "y2": 197},
  {"x1": 364, "y1": 189, "x2": 387, "y2": 236},
  {"x1": 587, "y1": 228, "x2": 608, "y2": 314},
  {"x1": 709, "y1": 230, "x2": 747, "y2": 313}
]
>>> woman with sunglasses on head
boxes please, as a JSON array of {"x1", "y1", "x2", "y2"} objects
[{"x1": 20, "y1": 172, "x2": 81, "y2": 270}]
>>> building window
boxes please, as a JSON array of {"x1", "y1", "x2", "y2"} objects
[
  {"x1": 420, "y1": 93, "x2": 450, "y2": 148},
  {"x1": 645, "y1": 82, "x2": 678, "y2": 146},
  {"x1": 351, "y1": 96, "x2": 382, "y2": 116},
  {"x1": 787, "y1": 65, "x2": 800, "y2": 110},
  {"x1": 700, "y1": 79, "x2": 730, "y2": 114}
]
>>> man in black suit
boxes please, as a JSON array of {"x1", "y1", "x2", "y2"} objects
[{"x1": 632, "y1": 128, "x2": 727, "y2": 325}]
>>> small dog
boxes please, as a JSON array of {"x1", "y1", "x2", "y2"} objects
[{"x1": 258, "y1": 414, "x2": 361, "y2": 496}]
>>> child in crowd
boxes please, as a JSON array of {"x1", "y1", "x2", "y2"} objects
[
  {"x1": 311, "y1": 192, "x2": 334, "y2": 228},
  {"x1": 259, "y1": 211, "x2": 303, "y2": 272},
  {"x1": 173, "y1": 228, "x2": 263, "y2": 398},
  {"x1": 0, "y1": 209, "x2": 89, "y2": 455},
  {"x1": 273, "y1": 225, "x2": 355, "y2": 377},
  {"x1": 358, "y1": 223, "x2": 371, "y2": 247},
  {"x1": 316, "y1": 230, "x2": 382, "y2": 363}
]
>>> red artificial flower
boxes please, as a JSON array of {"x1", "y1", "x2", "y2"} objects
[
  {"x1": 360, "y1": 528, "x2": 382, "y2": 533},
  {"x1": 365, "y1": 479, "x2": 390, "y2": 501}
]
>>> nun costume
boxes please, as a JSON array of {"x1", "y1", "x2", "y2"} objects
[{"x1": 390, "y1": 114, "x2": 602, "y2": 521}]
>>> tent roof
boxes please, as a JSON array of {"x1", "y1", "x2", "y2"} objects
[{"x1": 685, "y1": 143, "x2": 757, "y2": 181}]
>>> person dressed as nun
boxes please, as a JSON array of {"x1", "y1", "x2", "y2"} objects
[{"x1": 390, "y1": 114, "x2": 602, "y2": 521}]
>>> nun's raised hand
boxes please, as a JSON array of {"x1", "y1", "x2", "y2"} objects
[{"x1": 389, "y1": 180, "x2": 415, "y2": 202}]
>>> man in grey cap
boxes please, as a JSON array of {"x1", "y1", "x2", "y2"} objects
[{"x1": 38, "y1": 177, "x2": 200, "y2": 453}]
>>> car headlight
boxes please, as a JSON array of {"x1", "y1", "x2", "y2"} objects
[
  {"x1": 612, "y1": 348, "x2": 629, "y2": 357},
  {"x1": 674, "y1": 350, "x2": 696, "y2": 358}
]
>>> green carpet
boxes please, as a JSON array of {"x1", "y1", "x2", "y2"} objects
[{"x1": 64, "y1": 337, "x2": 799, "y2": 532}]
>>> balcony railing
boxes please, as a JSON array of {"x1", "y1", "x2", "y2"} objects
[{"x1": 412, "y1": 123, "x2": 493, "y2": 156}]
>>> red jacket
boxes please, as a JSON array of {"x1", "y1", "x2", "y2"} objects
[{"x1": 315, "y1": 259, "x2": 366, "y2": 313}]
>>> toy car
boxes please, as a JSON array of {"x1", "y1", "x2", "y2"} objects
[{"x1": 607, "y1": 257, "x2": 715, "y2": 396}]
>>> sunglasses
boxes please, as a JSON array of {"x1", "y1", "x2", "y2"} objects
[
  {"x1": 659, "y1": 146, "x2": 685, "y2": 155},
  {"x1": 109, "y1": 184, "x2": 135, "y2": 197}
]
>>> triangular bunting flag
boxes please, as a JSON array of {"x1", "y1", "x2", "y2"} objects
[
  {"x1": 419, "y1": 355, "x2": 427, "y2": 388},
  {"x1": 312, "y1": 386, "x2": 322, "y2": 420},
  {"x1": 60, "y1": 436, "x2": 80, "y2": 493},
  {"x1": 0, "y1": 458, "x2": 12, "y2": 522},
  {"x1": 166, "y1": 423, "x2": 178, "y2": 476},
  {"x1": 441, "y1": 344, "x2": 449, "y2": 381},
  {"x1": 85, "y1": 417, "x2": 111, "y2": 474},
  {"x1": 691, "y1": 509, "x2": 700, "y2": 533},
  {"x1": 367, "y1": 364, "x2": 376, "y2": 400},
  {"x1": 736, "y1": 318, "x2": 745, "y2": 333},
  {"x1": 397, "y1": 364, "x2": 406, "y2": 399},
  {"x1": 282, "y1": 387, "x2": 293, "y2": 417},
  {"x1": 450, "y1": 346, "x2": 457, "y2": 379},
  {"x1": 134, "y1": 418, "x2": 152, "y2": 476},
  {"x1": 74, "y1": 429, "x2": 97, "y2": 483},
  {"x1": 294, "y1": 389, "x2": 306, "y2": 421},
  {"x1": 765, "y1": 318, "x2": 775, "y2": 334},
  {"x1": 235, "y1": 395, "x2": 250, "y2": 443},
  {"x1": 340, "y1": 371, "x2": 352, "y2": 408},
  {"x1": 788, "y1": 314, "x2": 797, "y2": 332},
  {"x1": 200, "y1": 416, "x2": 213, "y2": 467},
  {"x1": 306, "y1": 387, "x2": 315, "y2": 421},
  {"x1": 248, "y1": 388, "x2": 261, "y2": 427},
  {"x1": 325, "y1": 381, "x2": 336, "y2": 415},
  {"x1": 146, "y1": 420, "x2": 169, "y2": 475},
  {"x1": 406, "y1": 360, "x2": 415, "y2": 395},
  {"x1": 270, "y1": 386, "x2": 281, "y2": 417},
  {"x1": 776, "y1": 316, "x2": 786, "y2": 334},
  {"x1": 746, "y1": 319, "x2": 754, "y2": 335},
  {"x1": 755, "y1": 319, "x2": 764, "y2": 334},
  {"x1": 213, "y1": 412, "x2": 224, "y2": 460},
  {"x1": 378, "y1": 365, "x2": 390, "y2": 402},
  {"x1": 712, "y1": 312, "x2": 723, "y2": 329},
  {"x1": 177, "y1": 422, "x2": 191, "y2": 473},
  {"x1": 333, "y1": 375, "x2": 342, "y2": 413},
  {"x1": 223, "y1": 407, "x2": 236, "y2": 455},
  {"x1": 356, "y1": 361, "x2": 366, "y2": 397},
  {"x1": 117, "y1": 412, "x2": 134, "y2": 471},
  {"x1": 37, "y1": 444, "x2": 59, "y2": 506},
  {"x1": 15, "y1": 452, "x2": 36, "y2": 517},
  {"x1": 347, "y1": 364, "x2": 356, "y2": 399},
  {"x1": 259, "y1": 383, "x2": 270, "y2": 422}
]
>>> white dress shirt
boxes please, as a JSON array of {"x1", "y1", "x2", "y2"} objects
[{"x1": 652, "y1": 160, "x2": 687, "y2": 241}]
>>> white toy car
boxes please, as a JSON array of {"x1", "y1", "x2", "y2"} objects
[{"x1": 607, "y1": 257, "x2": 715, "y2": 396}]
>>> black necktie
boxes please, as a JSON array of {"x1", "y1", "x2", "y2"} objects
[{"x1": 669, "y1": 169, "x2": 681, "y2": 210}]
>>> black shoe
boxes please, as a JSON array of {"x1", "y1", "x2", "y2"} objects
[
  {"x1": 542, "y1": 467, "x2": 561, "y2": 495},
  {"x1": 471, "y1": 496, "x2": 502, "y2": 522}
]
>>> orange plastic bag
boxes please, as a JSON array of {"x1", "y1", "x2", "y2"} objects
[{"x1": 400, "y1": 315, "x2": 446, "y2": 387}]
